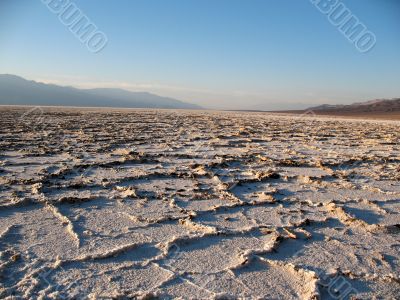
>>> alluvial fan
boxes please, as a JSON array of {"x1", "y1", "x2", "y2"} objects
[{"x1": 0, "y1": 107, "x2": 399, "y2": 299}]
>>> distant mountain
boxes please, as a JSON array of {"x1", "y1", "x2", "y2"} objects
[
  {"x1": 308, "y1": 98, "x2": 400, "y2": 113},
  {"x1": 307, "y1": 104, "x2": 346, "y2": 111},
  {"x1": 0, "y1": 74, "x2": 202, "y2": 109}
]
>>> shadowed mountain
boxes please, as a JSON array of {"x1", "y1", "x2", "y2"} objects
[
  {"x1": 273, "y1": 98, "x2": 400, "y2": 120},
  {"x1": 308, "y1": 98, "x2": 400, "y2": 113},
  {"x1": 0, "y1": 74, "x2": 202, "y2": 109}
]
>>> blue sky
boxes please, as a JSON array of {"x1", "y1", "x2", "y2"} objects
[{"x1": 0, "y1": 0, "x2": 399, "y2": 109}]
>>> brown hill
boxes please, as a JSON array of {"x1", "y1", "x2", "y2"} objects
[{"x1": 309, "y1": 98, "x2": 400, "y2": 114}]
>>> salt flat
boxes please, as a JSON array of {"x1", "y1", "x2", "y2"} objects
[{"x1": 0, "y1": 107, "x2": 399, "y2": 299}]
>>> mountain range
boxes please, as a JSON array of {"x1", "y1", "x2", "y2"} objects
[
  {"x1": 1, "y1": 74, "x2": 399, "y2": 116},
  {"x1": 308, "y1": 98, "x2": 400, "y2": 113},
  {"x1": 0, "y1": 74, "x2": 202, "y2": 109}
]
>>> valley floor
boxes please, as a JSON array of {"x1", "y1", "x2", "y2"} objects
[{"x1": 0, "y1": 107, "x2": 399, "y2": 299}]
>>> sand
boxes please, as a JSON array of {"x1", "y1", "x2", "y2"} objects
[{"x1": 0, "y1": 107, "x2": 399, "y2": 299}]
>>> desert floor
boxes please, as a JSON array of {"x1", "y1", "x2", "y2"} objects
[{"x1": 0, "y1": 107, "x2": 399, "y2": 299}]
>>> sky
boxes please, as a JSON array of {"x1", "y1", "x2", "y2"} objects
[{"x1": 0, "y1": 0, "x2": 399, "y2": 110}]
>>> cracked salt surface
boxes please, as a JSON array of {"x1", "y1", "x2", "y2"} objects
[{"x1": 0, "y1": 107, "x2": 399, "y2": 299}]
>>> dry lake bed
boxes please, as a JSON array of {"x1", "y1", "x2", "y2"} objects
[{"x1": 0, "y1": 107, "x2": 399, "y2": 299}]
